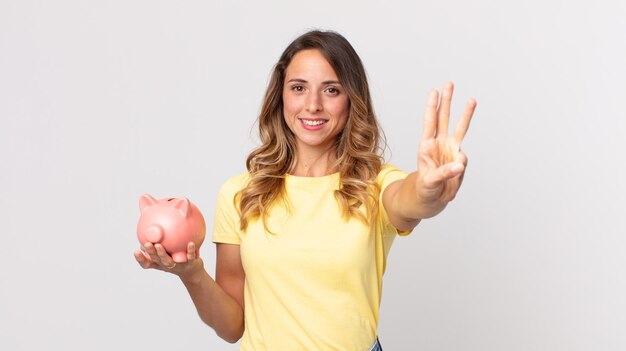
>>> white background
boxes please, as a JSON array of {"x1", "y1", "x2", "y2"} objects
[{"x1": 1, "y1": 1, "x2": 625, "y2": 350}]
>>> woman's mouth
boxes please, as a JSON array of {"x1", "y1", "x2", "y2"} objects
[{"x1": 299, "y1": 118, "x2": 328, "y2": 130}]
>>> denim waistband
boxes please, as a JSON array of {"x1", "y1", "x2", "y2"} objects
[{"x1": 369, "y1": 337, "x2": 382, "y2": 351}]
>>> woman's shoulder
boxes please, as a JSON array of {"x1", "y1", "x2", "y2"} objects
[
  {"x1": 218, "y1": 171, "x2": 251, "y2": 194},
  {"x1": 378, "y1": 163, "x2": 407, "y2": 178},
  {"x1": 377, "y1": 164, "x2": 409, "y2": 187}
]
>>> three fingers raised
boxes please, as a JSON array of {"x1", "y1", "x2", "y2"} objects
[{"x1": 421, "y1": 82, "x2": 476, "y2": 145}]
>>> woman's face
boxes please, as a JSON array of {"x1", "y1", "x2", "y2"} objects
[{"x1": 282, "y1": 49, "x2": 349, "y2": 153}]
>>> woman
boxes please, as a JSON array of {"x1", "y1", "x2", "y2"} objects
[{"x1": 134, "y1": 30, "x2": 476, "y2": 350}]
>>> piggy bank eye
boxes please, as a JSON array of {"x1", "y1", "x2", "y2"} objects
[{"x1": 167, "y1": 198, "x2": 175, "y2": 201}]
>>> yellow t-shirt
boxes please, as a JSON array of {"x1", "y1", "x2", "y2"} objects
[{"x1": 212, "y1": 164, "x2": 412, "y2": 351}]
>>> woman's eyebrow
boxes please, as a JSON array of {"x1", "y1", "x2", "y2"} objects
[
  {"x1": 286, "y1": 78, "x2": 341, "y2": 85},
  {"x1": 286, "y1": 78, "x2": 307, "y2": 83}
]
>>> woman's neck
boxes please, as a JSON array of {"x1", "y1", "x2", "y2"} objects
[{"x1": 291, "y1": 145, "x2": 337, "y2": 177}]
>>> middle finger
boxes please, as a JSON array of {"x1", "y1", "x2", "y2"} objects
[{"x1": 436, "y1": 82, "x2": 454, "y2": 137}]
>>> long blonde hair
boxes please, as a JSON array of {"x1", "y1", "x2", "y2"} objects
[{"x1": 237, "y1": 30, "x2": 386, "y2": 231}]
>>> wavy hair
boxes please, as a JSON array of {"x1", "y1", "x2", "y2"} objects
[{"x1": 237, "y1": 30, "x2": 386, "y2": 232}]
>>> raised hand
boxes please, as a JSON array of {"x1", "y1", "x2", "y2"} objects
[{"x1": 414, "y1": 82, "x2": 476, "y2": 215}]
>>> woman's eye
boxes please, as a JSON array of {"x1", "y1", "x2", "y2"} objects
[
  {"x1": 292, "y1": 85, "x2": 304, "y2": 92},
  {"x1": 326, "y1": 87, "x2": 339, "y2": 95}
]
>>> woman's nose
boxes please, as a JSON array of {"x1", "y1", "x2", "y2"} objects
[{"x1": 305, "y1": 92, "x2": 323, "y2": 112}]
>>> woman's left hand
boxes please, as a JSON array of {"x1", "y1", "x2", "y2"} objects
[{"x1": 413, "y1": 82, "x2": 476, "y2": 217}]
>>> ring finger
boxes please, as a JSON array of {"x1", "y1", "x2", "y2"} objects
[
  {"x1": 155, "y1": 244, "x2": 177, "y2": 269},
  {"x1": 142, "y1": 242, "x2": 163, "y2": 265}
]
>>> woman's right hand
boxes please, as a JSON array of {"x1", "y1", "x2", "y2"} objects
[{"x1": 134, "y1": 242, "x2": 205, "y2": 280}]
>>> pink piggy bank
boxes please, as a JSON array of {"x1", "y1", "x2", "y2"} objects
[{"x1": 137, "y1": 194, "x2": 206, "y2": 263}]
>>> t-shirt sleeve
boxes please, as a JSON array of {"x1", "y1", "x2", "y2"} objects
[
  {"x1": 212, "y1": 173, "x2": 248, "y2": 245},
  {"x1": 377, "y1": 164, "x2": 414, "y2": 237}
]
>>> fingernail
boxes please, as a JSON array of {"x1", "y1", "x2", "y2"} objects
[{"x1": 451, "y1": 163, "x2": 464, "y2": 173}]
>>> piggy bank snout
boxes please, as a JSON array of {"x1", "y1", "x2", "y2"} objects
[{"x1": 145, "y1": 224, "x2": 164, "y2": 243}]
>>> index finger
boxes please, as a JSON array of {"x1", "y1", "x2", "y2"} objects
[
  {"x1": 422, "y1": 89, "x2": 439, "y2": 140},
  {"x1": 187, "y1": 242, "x2": 197, "y2": 261},
  {"x1": 454, "y1": 98, "x2": 477, "y2": 144}
]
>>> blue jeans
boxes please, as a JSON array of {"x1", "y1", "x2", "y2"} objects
[{"x1": 369, "y1": 337, "x2": 383, "y2": 351}]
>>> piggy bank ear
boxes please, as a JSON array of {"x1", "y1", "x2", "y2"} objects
[
  {"x1": 172, "y1": 198, "x2": 190, "y2": 217},
  {"x1": 139, "y1": 194, "x2": 158, "y2": 213}
]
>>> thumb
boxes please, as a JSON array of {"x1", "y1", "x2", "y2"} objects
[{"x1": 423, "y1": 162, "x2": 464, "y2": 186}]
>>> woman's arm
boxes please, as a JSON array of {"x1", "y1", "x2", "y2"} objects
[
  {"x1": 383, "y1": 82, "x2": 476, "y2": 231},
  {"x1": 134, "y1": 242, "x2": 245, "y2": 343}
]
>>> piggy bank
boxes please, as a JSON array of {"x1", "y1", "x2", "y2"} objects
[{"x1": 137, "y1": 194, "x2": 206, "y2": 263}]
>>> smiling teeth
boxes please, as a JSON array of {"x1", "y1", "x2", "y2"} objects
[{"x1": 302, "y1": 119, "x2": 325, "y2": 126}]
